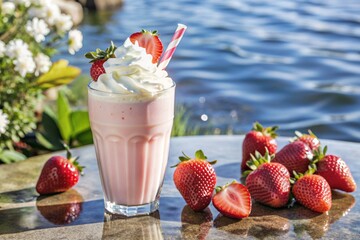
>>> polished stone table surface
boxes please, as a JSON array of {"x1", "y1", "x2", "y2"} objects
[{"x1": 0, "y1": 136, "x2": 359, "y2": 239}]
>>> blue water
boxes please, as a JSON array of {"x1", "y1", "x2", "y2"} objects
[{"x1": 66, "y1": 0, "x2": 360, "y2": 142}]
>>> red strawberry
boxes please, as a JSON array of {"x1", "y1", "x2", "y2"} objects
[
  {"x1": 130, "y1": 30, "x2": 163, "y2": 63},
  {"x1": 272, "y1": 141, "x2": 313, "y2": 176},
  {"x1": 36, "y1": 189, "x2": 83, "y2": 225},
  {"x1": 85, "y1": 41, "x2": 117, "y2": 81},
  {"x1": 292, "y1": 130, "x2": 320, "y2": 151},
  {"x1": 292, "y1": 170, "x2": 332, "y2": 213},
  {"x1": 212, "y1": 181, "x2": 252, "y2": 219},
  {"x1": 314, "y1": 146, "x2": 356, "y2": 192},
  {"x1": 244, "y1": 150, "x2": 291, "y2": 208},
  {"x1": 172, "y1": 150, "x2": 217, "y2": 211},
  {"x1": 241, "y1": 122, "x2": 278, "y2": 172},
  {"x1": 36, "y1": 146, "x2": 84, "y2": 195},
  {"x1": 90, "y1": 59, "x2": 106, "y2": 81}
]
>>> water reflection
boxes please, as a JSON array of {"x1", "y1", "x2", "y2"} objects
[
  {"x1": 211, "y1": 190, "x2": 355, "y2": 239},
  {"x1": 102, "y1": 211, "x2": 163, "y2": 240},
  {"x1": 214, "y1": 213, "x2": 290, "y2": 238},
  {"x1": 293, "y1": 209, "x2": 330, "y2": 239},
  {"x1": 181, "y1": 206, "x2": 213, "y2": 240},
  {"x1": 36, "y1": 189, "x2": 84, "y2": 225},
  {"x1": 291, "y1": 190, "x2": 356, "y2": 239}
]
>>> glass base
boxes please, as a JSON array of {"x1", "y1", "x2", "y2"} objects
[{"x1": 104, "y1": 200, "x2": 159, "y2": 217}]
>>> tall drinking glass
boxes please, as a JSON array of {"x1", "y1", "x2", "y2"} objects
[{"x1": 88, "y1": 81, "x2": 175, "y2": 216}]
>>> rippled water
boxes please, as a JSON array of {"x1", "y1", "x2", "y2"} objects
[{"x1": 66, "y1": 0, "x2": 360, "y2": 142}]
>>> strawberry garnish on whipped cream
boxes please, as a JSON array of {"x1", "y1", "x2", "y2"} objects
[
  {"x1": 129, "y1": 30, "x2": 164, "y2": 64},
  {"x1": 85, "y1": 41, "x2": 117, "y2": 81},
  {"x1": 86, "y1": 29, "x2": 175, "y2": 98}
]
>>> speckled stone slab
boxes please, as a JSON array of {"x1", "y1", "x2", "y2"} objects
[{"x1": 0, "y1": 136, "x2": 359, "y2": 239}]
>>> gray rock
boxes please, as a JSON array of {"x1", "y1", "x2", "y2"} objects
[{"x1": 77, "y1": 0, "x2": 124, "y2": 10}]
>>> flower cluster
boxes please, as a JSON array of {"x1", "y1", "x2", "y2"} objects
[{"x1": 0, "y1": 0, "x2": 83, "y2": 162}]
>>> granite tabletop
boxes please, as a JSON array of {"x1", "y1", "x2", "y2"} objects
[{"x1": 0, "y1": 135, "x2": 359, "y2": 240}]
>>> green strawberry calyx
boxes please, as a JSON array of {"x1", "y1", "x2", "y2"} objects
[
  {"x1": 311, "y1": 145, "x2": 328, "y2": 164},
  {"x1": 252, "y1": 121, "x2": 278, "y2": 138},
  {"x1": 64, "y1": 143, "x2": 85, "y2": 175},
  {"x1": 215, "y1": 180, "x2": 237, "y2": 194},
  {"x1": 85, "y1": 41, "x2": 117, "y2": 63},
  {"x1": 289, "y1": 164, "x2": 317, "y2": 184},
  {"x1": 242, "y1": 148, "x2": 274, "y2": 178},
  {"x1": 290, "y1": 129, "x2": 319, "y2": 143},
  {"x1": 171, "y1": 149, "x2": 217, "y2": 168}
]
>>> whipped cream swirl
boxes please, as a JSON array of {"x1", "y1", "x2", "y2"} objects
[{"x1": 91, "y1": 38, "x2": 173, "y2": 96}]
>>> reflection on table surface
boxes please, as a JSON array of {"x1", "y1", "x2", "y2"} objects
[{"x1": 0, "y1": 136, "x2": 359, "y2": 239}]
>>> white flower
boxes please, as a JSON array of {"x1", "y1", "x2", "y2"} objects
[
  {"x1": 13, "y1": 55, "x2": 36, "y2": 77},
  {"x1": 55, "y1": 14, "x2": 73, "y2": 34},
  {"x1": 2, "y1": 2, "x2": 16, "y2": 15},
  {"x1": 0, "y1": 109, "x2": 9, "y2": 135},
  {"x1": 28, "y1": 1, "x2": 60, "y2": 26},
  {"x1": 11, "y1": 0, "x2": 31, "y2": 7},
  {"x1": 5, "y1": 39, "x2": 32, "y2": 59},
  {"x1": 34, "y1": 53, "x2": 51, "y2": 76},
  {"x1": 0, "y1": 41, "x2": 5, "y2": 57},
  {"x1": 68, "y1": 29, "x2": 83, "y2": 55},
  {"x1": 26, "y1": 17, "x2": 50, "y2": 43}
]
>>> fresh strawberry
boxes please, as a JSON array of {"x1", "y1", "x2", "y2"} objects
[
  {"x1": 89, "y1": 59, "x2": 106, "y2": 81},
  {"x1": 172, "y1": 150, "x2": 217, "y2": 211},
  {"x1": 36, "y1": 189, "x2": 83, "y2": 224},
  {"x1": 212, "y1": 181, "x2": 252, "y2": 219},
  {"x1": 241, "y1": 122, "x2": 278, "y2": 172},
  {"x1": 292, "y1": 130, "x2": 320, "y2": 151},
  {"x1": 292, "y1": 169, "x2": 332, "y2": 213},
  {"x1": 244, "y1": 150, "x2": 291, "y2": 208},
  {"x1": 313, "y1": 146, "x2": 356, "y2": 192},
  {"x1": 129, "y1": 29, "x2": 163, "y2": 63},
  {"x1": 85, "y1": 41, "x2": 117, "y2": 81},
  {"x1": 272, "y1": 141, "x2": 313, "y2": 176},
  {"x1": 36, "y1": 146, "x2": 84, "y2": 195}
]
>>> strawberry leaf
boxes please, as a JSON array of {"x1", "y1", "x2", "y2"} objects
[
  {"x1": 195, "y1": 150, "x2": 207, "y2": 160},
  {"x1": 85, "y1": 42, "x2": 117, "y2": 63}
]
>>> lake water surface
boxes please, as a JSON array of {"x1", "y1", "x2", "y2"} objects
[{"x1": 67, "y1": 0, "x2": 360, "y2": 142}]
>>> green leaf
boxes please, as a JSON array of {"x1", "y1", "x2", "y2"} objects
[
  {"x1": 35, "y1": 132, "x2": 57, "y2": 150},
  {"x1": 35, "y1": 60, "x2": 81, "y2": 89},
  {"x1": 70, "y1": 110, "x2": 91, "y2": 137},
  {"x1": 40, "y1": 107, "x2": 63, "y2": 149},
  {"x1": 75, "y1": 129, "x2": 93, "y2": 145},
  {"x1": 195, "y1": 150, "x2": 207, "y2": 160},
  {"x1": 57, "y1": 90, "x2": 72, "y2": 142},
  {"x1": 0, "y1": 150, "x2": 26, "y2": 163},
  {"x1": 85, "y1": 52, "x2": 96, "y2": 59}
]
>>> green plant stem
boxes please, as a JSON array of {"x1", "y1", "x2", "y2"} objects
[{"x1": 0, "y1": 11, "x2": 27, "y2": 42}]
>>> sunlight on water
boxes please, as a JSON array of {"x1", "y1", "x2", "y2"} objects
[{"x1": 66, "y1": 0, "x2": 360, "y2": 142}]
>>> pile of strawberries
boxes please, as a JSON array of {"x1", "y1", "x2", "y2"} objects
[{"x1": 173, "y1": 122, "x2": 356, "y2": 219}]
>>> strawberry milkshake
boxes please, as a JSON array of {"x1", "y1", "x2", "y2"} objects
[{"x1": 87, "y1": 30, "x2": 177, "y2": 216}]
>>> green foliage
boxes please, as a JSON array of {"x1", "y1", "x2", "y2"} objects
[
  {"x1": 35, "y1": 60, "x2": 81, "y2": 89},
  {"x1": 171, "y1": 105, "x2": 200, "y2": 137},
  {"x1": 30, "y1": 90, "x2": 93, "y2": 151},
  {"x1": 0, "y1": 149, "x2": 26, "y2": 164},
  {"x1": 0, "y1": 1, "x2": 82, "y2": 163}
]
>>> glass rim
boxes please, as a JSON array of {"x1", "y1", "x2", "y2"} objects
[{"x1": 87, "y1": 80, "x2": 176, "y2": 96}]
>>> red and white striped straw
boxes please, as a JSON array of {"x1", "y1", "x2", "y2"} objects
[{"x1": 158, "y1": 23, "x2": 187, "y2": 70}]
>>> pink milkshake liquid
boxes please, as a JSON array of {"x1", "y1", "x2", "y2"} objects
[{"x1": 88, "y1": 82, "x2": 175, "y2": 216}]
